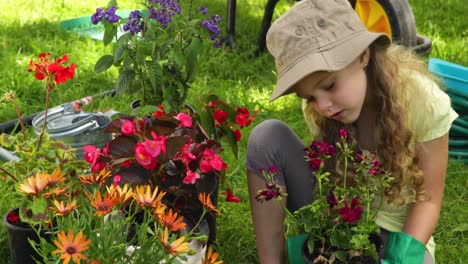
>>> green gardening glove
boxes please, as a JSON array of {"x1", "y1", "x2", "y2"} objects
[{"x1": 381, "y1": 232, "x2": 426, "y2": 264}]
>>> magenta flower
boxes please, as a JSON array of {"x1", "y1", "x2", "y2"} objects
[
  {"x1": 268, "y1": 165, "x2": 278, "y2": 175},
  {"x1": 199, "y1": 149, "x2": 224, "y2": 173},
  {"x1": 183, "y1": 170, "x2": 200, "y2": 184},
  {"x1": 174, "y1": 143, "x2": 197, "y2": 167},
  {"x1": 255, "y1": 182, "x2": 282, "y2": 203},
  {"x1": 174, "y1": 112, "x2": 192, "y2": 127},
  {"x1": 113, "y1": 174, "x2": 122, "y2": 186},
  {"x1": 83, "y1": 145, "x2": 106, "y2": 172},
  {"x1": 327, "y1": 190, "x2": 338, "y2": 208},
  {"x1": 339, "y1": 128, "x2": 348, "y2": 140},
  {"x1": 154, "y1": 104, "x2": 165, "y2": 118},
  {"x1": 121, "y1": 120, "x2": 136, "y2": 136},
  {"x1": 143, "y1": 131, "x2": 166, "y2": 158},
  {"x1": 135, "y1": 143, "x2": 158, "y2": 169},
  {"x1": 337, "y1": 197, "x2": 363, "y2": 223}
]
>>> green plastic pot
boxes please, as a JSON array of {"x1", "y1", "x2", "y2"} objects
[{"x1": 287, "y1": 234, "x2": 309, "y2": 264}]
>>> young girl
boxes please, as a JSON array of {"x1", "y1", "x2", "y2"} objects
[{"x1": 246, "y1": 0, "x2": 458, "y2": 263}]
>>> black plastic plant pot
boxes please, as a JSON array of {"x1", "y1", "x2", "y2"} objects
[{"x1": 3, "y1": 208, "x2": 48, "y2": 264}]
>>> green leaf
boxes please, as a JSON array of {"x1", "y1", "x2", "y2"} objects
[
  {"x1": 116, "y1": 70, "x2": 136, "y2": 94},
  {"x1": 148, "y1": 60, "x2": 163, "y2": 95},
  {"x1": 335, "y1": 250, "x2": 347, "y2": 261},
  {"x1": 330, "y1": 230, "x2": 350, "y2": 249},
  {"x1": 114, "y1": 34, "x2": 132, "y2": 63},
  {"x1": 220, "y1": 123, "x2": 239, "y2": 158},
  {"x1": 199, "y1": 108, "x2": 216, "y2": 140},
  {"x1": 306, "y1": 237, "x2": 315, "y2": 255},
  {"x1": 107, "y1": 0, "x2": 117, "y2": 8},
  {"x1": 103, "y1": 25, "x2": 117, "y2": 46},
  {"x1": 94, "y1": 55, "x2": 115, "y2": 73},
  {"x1": 185, "y1": 38, "x2": 202, "y2": 83}
]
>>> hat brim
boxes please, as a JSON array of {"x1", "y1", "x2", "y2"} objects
[{"x1": 269, "y1": 31, "x2": 390, "y2": 102}]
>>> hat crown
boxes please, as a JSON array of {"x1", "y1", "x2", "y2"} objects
[{"x1": 266, "y1": 0, "x2": 366, "y2": 76}]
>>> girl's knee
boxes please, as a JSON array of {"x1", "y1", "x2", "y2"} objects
[{"x1": 247, "y1": 119, "x2": 293, "y2": 148}]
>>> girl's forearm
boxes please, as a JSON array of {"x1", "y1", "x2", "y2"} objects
[{"x1": 402, "y1": 200, "x2": 442, "y2": 244}]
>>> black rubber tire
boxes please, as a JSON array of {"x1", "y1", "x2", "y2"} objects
[{"x1": 374, "y1": 0, "x2": 417, "y2": 47}]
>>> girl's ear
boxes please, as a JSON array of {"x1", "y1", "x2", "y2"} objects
[{"x1": 360, "y1": 48, "x2": 370, "y2": 67}]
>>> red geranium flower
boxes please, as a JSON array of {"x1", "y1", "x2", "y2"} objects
[
  {"x1": 222, "y1": 187, "x2": 241, "y2": 203},
  {"x1": 337, "y1": 197, "x2": 363, "y2": 223}
]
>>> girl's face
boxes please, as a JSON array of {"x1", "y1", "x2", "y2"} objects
[{"x1": 294, "y1": 50, "x2": 370, "y2": 124}]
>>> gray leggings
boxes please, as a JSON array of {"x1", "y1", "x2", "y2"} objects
[{"x1": 246, "y1": 119, "x2": 434, "y2": 263}]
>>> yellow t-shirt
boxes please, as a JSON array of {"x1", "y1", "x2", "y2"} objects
[{"x1": 302, "y1": 72, "x2": 458, "y2": 260}]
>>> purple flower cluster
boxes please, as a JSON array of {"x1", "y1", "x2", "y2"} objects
[
  {"x1": 148, "y1": 0, "x2": 182, "y2": 28},
  {"x1": 91, "y1": 6, "x2": 120, "y2": 25},
  {"x1": 304, "y1": 140, "x2": 335, "y2": 171},
  {"x1": 123, "y1": 10, "x2": 144, "y2": 35},
  {"x1": 197, "y1": 6, "x2": 208, "y2": 15},
  {"x1": 201, "y1": 14, "x2": 225, "y2": 48}
]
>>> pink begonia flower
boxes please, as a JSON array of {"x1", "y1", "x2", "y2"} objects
[
  {"x1": 174, "y1": 143, "x2": 197, "y2": 166},
  {"x1": 143, "y1": 131, "x2": 167, "y2": 158},
  {"x1": 174, "y1": 113, "x2": 192, "y2": 127},
  {"x1": 135, "y1": 143, "x2": 158, "y2": 169},
  {"x1": 121, "y1": 120, "x2": 135, "y2": 136},
  {"x1": 83, "y1": 145, "x2": 105, "y2": 172},
  {"x1": 200, "y1": 148, "x2": 224, "y2": 173},
  {"x1": 154, "y1": 104, "x2": 165, "y2": 118},
  {"x1": 113, "y1": 175, "x2": 122, "y2": 186},
  {"x1": 183, "y1": 170, "x2": 200, "y2": 184}
]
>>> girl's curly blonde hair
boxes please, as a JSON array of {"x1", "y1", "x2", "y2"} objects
[{"x1": 303, "y1": 43, "x2": 436, "y2": 205}]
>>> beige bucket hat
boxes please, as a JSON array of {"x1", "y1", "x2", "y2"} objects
[{"x1": 267, "y1": 0, "x2": 391, "y2": 102}]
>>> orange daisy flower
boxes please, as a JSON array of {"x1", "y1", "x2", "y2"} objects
[
  {"x1": 153, "y1": 201, "x2": 168, "y2": 220},
  {"x1": 43, "y1": 186, "x2": 68, "y2": 198},
  {"x1": 18, "y1": 171, "x2": 50, "y2": 195},
  {"x1": 198, "y1": 193, "x2": 220, "y2": 215},
  {"x1": 51, "y1": 200, "x2": 78, "y2": 216},
  {"x1": 53, "y1": 230, "x2": 91, "y2": 264},
  {"x1": 106, "y1": 184, "x2": 133, "y2": 204},
  {"x1": 202, "y1": 246, "x2": 224, "y2": 264},
  {"x1": 79, "y1": 169, "x2": 112, "y2": 185},
  {"x1": 90, "y1": 192, "x2": 117, "y2": 217},
  {"x1": 158, "y1": 208, "x2": 187, "y2": 232},
  {"x1": 157, "y1": 227, "x2": 189, "y2": 256},
  {"x1": 132, "y1": 185, "x2": 166, "y2": 209},
  {"x1": 47, "y1": 168, "x2": 66, "y2": 185}
]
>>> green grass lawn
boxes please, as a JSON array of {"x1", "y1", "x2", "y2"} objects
[{"x1": 1, "y1": 0, "x2": 467, "y2": 263}]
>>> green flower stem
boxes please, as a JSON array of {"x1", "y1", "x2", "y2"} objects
[
  {"x1": 0, "y1": 167, "x2": 18, "y2": 182},
  {"x1": 11, "y1": 100, "x2": 26, "y2": 141},
  {"x1": 36, "y1": 86, "x2": 52, "y2": 151},
  {"x1": 343, "y1": 147, "x2": 348, "y2": 190},
  {"x1": 186, "y1": 208, "x2": 207, "y2": 237},
  {"x1": 372, "y1": 175, "x2": 386, "y2": 220}
]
